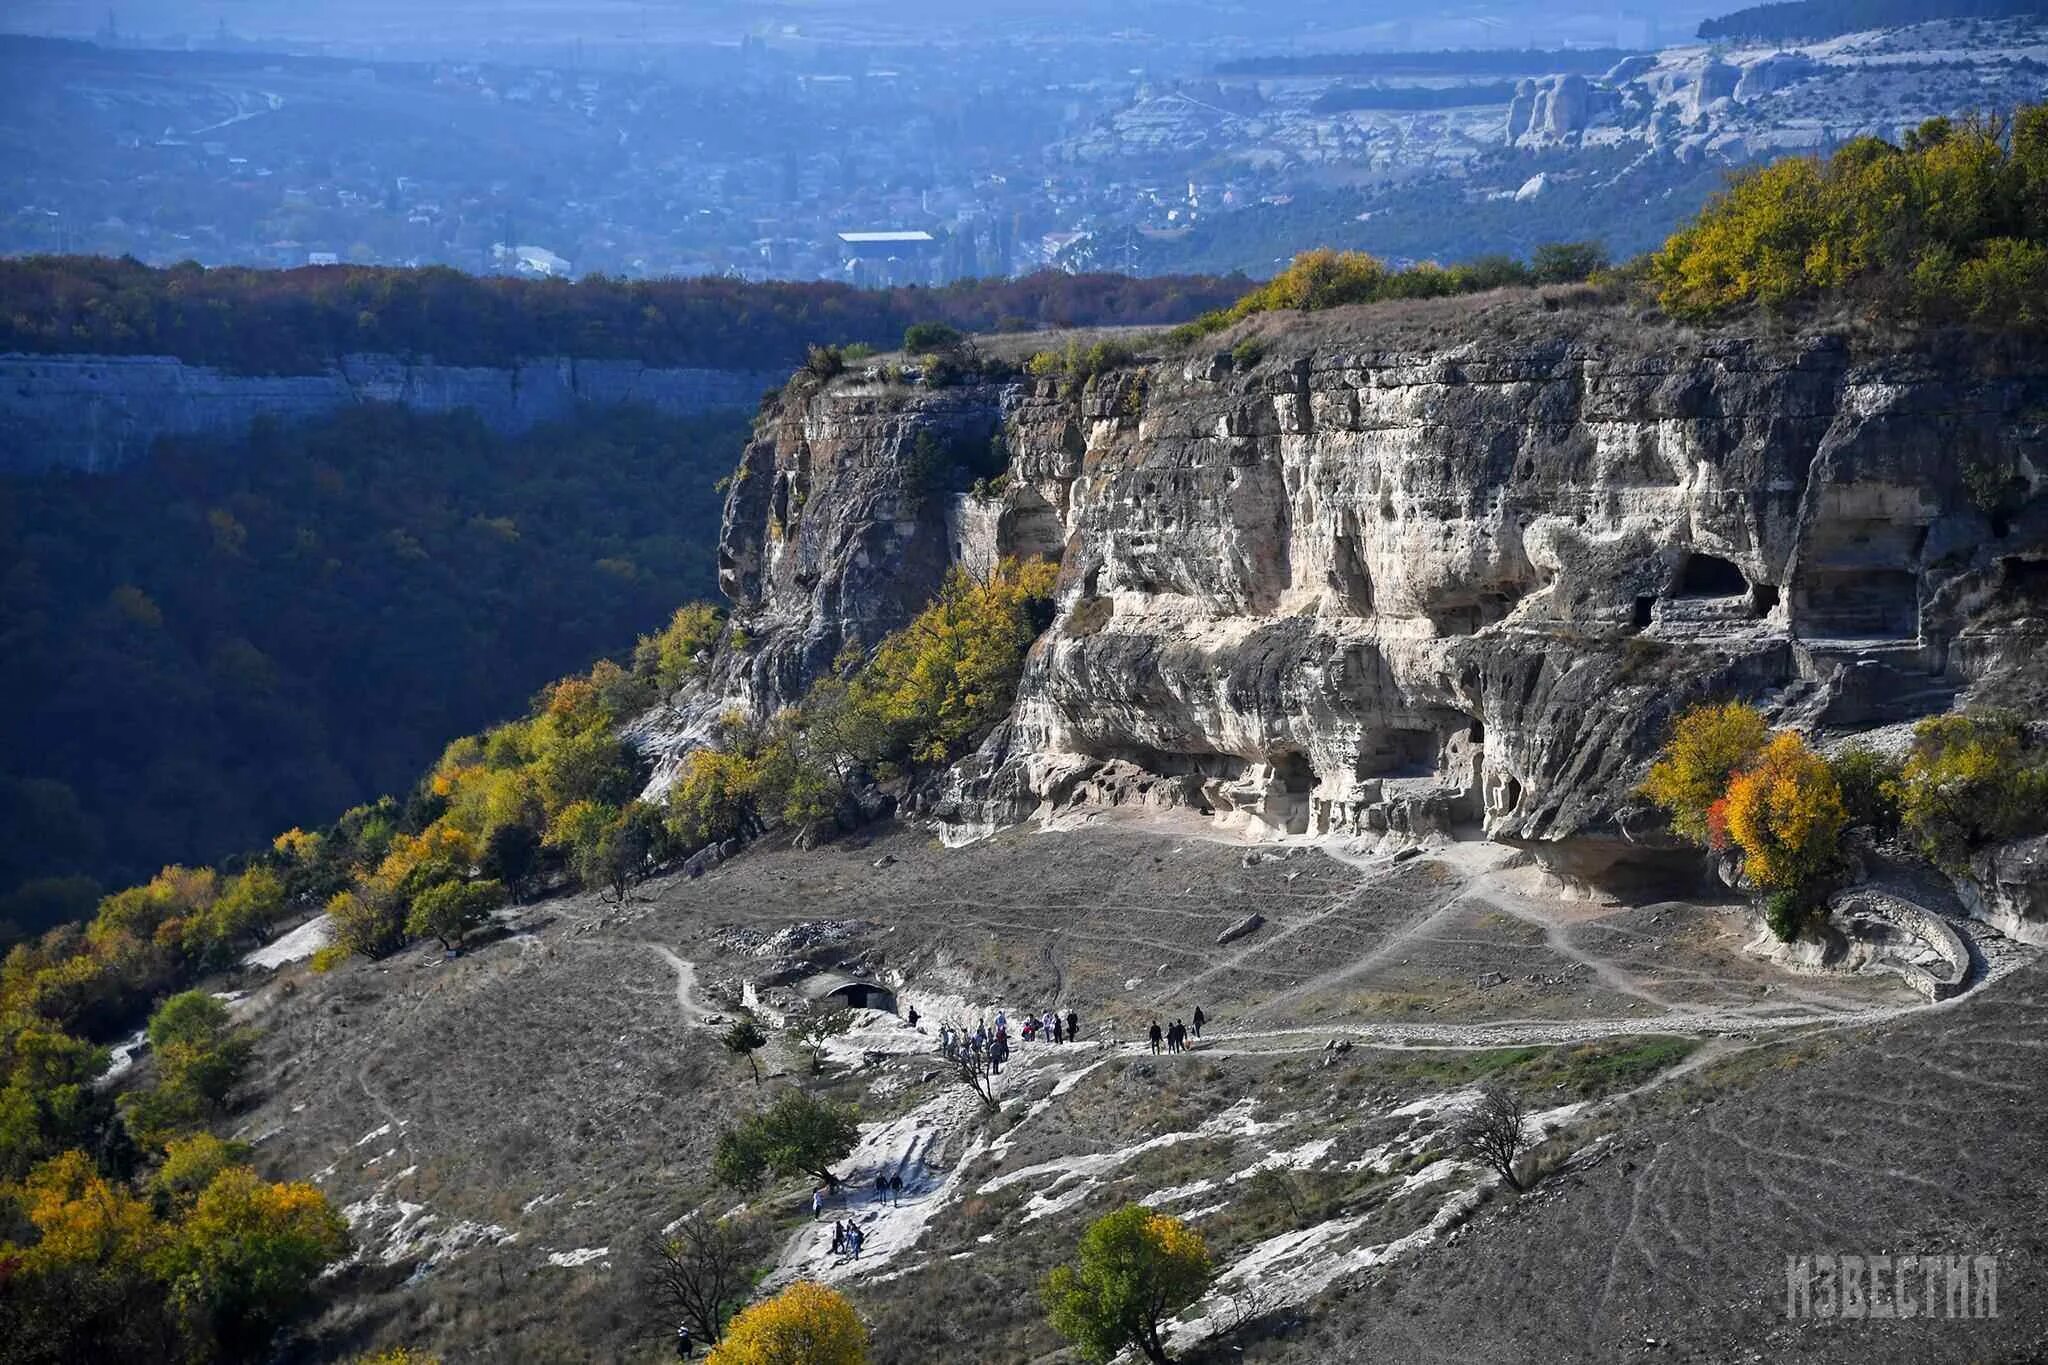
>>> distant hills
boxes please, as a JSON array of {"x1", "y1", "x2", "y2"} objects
[{"x1": 1700, "y1": 0, "x2": 2048, "y2": 43}]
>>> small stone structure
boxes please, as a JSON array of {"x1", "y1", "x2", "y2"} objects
[{"x1": 799, "y1": 971, "x2": 899, "y2": 1014}]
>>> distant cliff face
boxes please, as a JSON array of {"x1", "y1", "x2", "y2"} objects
[
  {"x1": 0, "y1": 352, "x2": 787, "y2": 473},
  {"x1": 681, "y1": 302, "x2": 2048, "y2": 887}
]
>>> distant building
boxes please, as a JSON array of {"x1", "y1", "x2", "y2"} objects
[
  {"x1": 306, "y1": 251, "x2": 340, "y2": 266},
  {"x1": 835, "y1": 229, "x2": 939, "y2": 286},
  {"x1": 492, "y1": 243, "x2": 574, "y2": 278}
]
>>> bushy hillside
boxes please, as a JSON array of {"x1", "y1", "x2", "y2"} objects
[
  {"x1": 0, "y1": 257, "x2": 1245, "y2": 376},
  {"x1": 0, "y1": 403, "x2": 747, "y2": 937}
]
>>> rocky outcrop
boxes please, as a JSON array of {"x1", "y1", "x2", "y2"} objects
[
  {"x1": 0, "y1": 352, "x2": 787, "y2": 473},
  {"x1": 1959, "y1": 835, "x2": 2048, "y2": 945},
  {"x1": 674, "y1": 300, "x2": 2048, "y2": 882}
]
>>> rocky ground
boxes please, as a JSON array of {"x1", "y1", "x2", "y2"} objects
[{"x1": 201, "y1": 811, "x2": 2045, "y2": 1363}]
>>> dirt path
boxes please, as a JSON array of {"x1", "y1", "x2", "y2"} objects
[{"x1": 635, "y1": 942, "x2": 719, "y2": 1028}]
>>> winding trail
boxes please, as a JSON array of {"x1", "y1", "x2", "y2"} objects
[{"x1": 635, "y1": 942, "x2": 720, "y2": 1029}]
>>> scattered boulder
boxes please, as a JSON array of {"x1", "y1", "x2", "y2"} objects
[{"x1": 1216, "y1": 912, "x2": 1266, "y2": 946}]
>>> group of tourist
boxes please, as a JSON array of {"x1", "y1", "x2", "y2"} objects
[
  {"x1": 1148, "y1": 1006, "x2": 1206, "y2": 1054},
  {"x1": 936, "y1": 1005, "x2": 1086, "y2": 1075},
  {"x1": 828, "y1": 1219, "x2": 865, "y2": 1258}
]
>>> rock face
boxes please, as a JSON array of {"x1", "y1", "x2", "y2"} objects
[
  {"x1": 0, "y1": 352, "x2": 788, "y2": 473},
  {"x1": 679, "y1": 302, "x2": 2048, "y2": 887}
]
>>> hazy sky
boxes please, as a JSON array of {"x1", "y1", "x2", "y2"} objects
[{"x1": 6, "y1": 1, "x2": 1745, "y2": 57}]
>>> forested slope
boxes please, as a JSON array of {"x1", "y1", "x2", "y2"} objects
[{"x1": 0, "y1": 404, "x2": 746, "y2": 937}]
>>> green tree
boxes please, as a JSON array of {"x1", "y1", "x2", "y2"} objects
[
  {"x1": 404, "y1": 878, "x2": 507, "y2": 952},
  {"x1": 665, "y1": 747, "x2": 764, "y2": 851},
  {"x1": 0, "y1": 1014, "x2": 111, "y2": 1179},
  {"x1": 712, "y1": 1091, "x2": 860, "y2": 1194},
  {"x1": 326, "y1": 889, "x2": 405, "y2": 961},
  {"x1": 143, "y1": 990, "x2": 252, "y2": 1111},
  {"x1": 721, "y1": 1018, "x2": 769, "y2": 1086},
  {"x1": 1043, "y1": 1205, "x2": 1214, "y2": 1365},
  {"x1": 155, "y1": 1166, "x2": 351, "y2": 1360}
]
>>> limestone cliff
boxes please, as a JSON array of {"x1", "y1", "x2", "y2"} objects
[
  {"x1": 677, "y1": 299, "x2": 2048, "y2": 897},
  {"x1": 0, "y1": 352, "x2": 787, "y2": 473}
]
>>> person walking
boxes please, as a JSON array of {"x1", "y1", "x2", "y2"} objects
[
  {"x1": 1066, "y1": 1009, "x2": 1079, "y2": 1043},
  {"x1": 811, "y1": 1187, "x2": 824, "y2": 1220},
  {"x1": 1192, "y1": 1006, "x2": 1206, "y2": 1039},
  {"x1": 1051, "y1": 1014, "x2": 1064, "y2": 1044},
  {"x1": 875, "y1": 1174, "x2": 890, "y2": 1205},
  {"x1": 1149, "y1": 1021, "x2": 1163, "y2": 1055},
  {"x1": 889, "y1": 1173, "x2": 904, "y2": 1204},
  {"x1": 906, "y1": 1004, "x2": 920, "y2": 1029},
  {"x1": 676, "y1": 1323, "x2": 694, "y2": 1358}
]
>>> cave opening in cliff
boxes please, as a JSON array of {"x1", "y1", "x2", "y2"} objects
[
  {"x1": 1798, "y1": 567, "x2": 1919, "y2": 638},
  {"x1": 1631, "y1": 596, "x2": 1655, "y2": 631},
  {"x1": 1751, "y1": 583, "x2": 1781, "y2": 617},
  {"x1": 1675, "y1": 552, "x2": 1748, "y2": 598}
]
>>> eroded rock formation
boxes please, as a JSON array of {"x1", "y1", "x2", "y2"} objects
[{"x1": 668, "y1": 302, "x2": 2047, "y2": 914}]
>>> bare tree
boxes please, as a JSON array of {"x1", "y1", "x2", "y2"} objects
[
  {"x1": 1454, "y1": 1084, "x2": 1534, "y2": 1192},
  {"x1": 644, "y1": 1212, "x2": 770, "y2": 1346},
  {"x1": 952, "y1": 1050, "x2": 1001, "y2": 1115}
]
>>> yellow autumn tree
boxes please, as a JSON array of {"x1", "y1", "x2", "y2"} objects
[
  {"x1": 707, "y1": 1280, "x2": 868, "y2": 1365},
  {"x1": 852, "y1": 556, "x2": 1058, "y2": 766},
  {"x1": 1642, "y1": 701, "x2": 1768, "y2": 844},
  {"x1": 1722, "y1": 731, "x2": 1847, "y2": 896}
]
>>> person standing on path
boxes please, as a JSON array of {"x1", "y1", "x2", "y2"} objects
[
  {"x1": 1066, "y1": 1009, "x2": 1079, "y2": 1043},
  {"x1": 676, "y1": 1323, "x2": 693, "y2": 1358},
  {"x1": 1192, "y1": 1006, "x2": 1206, "y2": 1040},
  {"x1": 1149, "y1": 1021, "x2": 1163, "y2": 1054},
  {"x1": 812, "y1": 1187, "x2": 824, "y2": 1220}
]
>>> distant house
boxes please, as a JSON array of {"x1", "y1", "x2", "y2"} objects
[
  {"x1": 306, "y1": 251, "x2": 340, "y2": 266},
  {"x1": 835, "y1": 230, "x2": 939, "y2": 286}
]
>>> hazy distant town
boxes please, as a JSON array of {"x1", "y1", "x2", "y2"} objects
[{"x1": 4, "y1": 2, "x2": 2046, "y2": 280}]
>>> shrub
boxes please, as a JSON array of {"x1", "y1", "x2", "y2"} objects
[
  {"x1": 707, "y1": 1280, "x2": 866, "y2": 1365},
  {"x1": 1764, "y1": 888, "x2": 1812, "y2": 943},
  {"x1": 1531, "y1": 240, "x2": 1610, "y2": 284},
  {"x1": 1887, "y1": 711, "x2": 2048, "y2": 870},
  {"x1": 902, "y1": 321, "x2": 965, "y2": 354},
  {"x1": 636, "y1": 602, "x2": 726, "y2": 693},
  {"x1": 1642, "y1": 701, "x2": 1769, "y2": 843},
  {"x1": 1043, "y1": 1205, "x2": 1213, "y2": 1365},
  {"x1": 1827, "y1": 745, "x2": 1901, "y2": 837}
]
